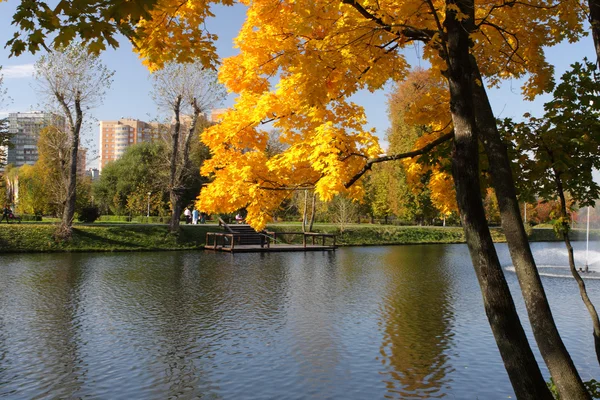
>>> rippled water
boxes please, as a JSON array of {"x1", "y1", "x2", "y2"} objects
[{"x1": 0, "y1": 242, "x2": 599, "y2": 399}]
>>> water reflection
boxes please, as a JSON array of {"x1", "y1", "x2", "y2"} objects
[
  {"x1": 0, "y1": 254, "x2": 87, "y2": 398},
  {"x1": 83, "y1": 252, "x2": 226, "y2": 398},
  {"x1": 101, "y1": 253, "x2": 216, "y2": 397},
  {"x1": 0, "y1": 245, "x2": 598, "y2": 399},
  {"x1": 378, "y1": 245, "x2": 455, "y2": 398}
]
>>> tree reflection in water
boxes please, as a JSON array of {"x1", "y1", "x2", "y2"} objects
[
  {"x1": 379, "y1": 245, "x2": 456, "y2": 398},
  {"x1": 2, "y1": 254, "x2": 87, "y2": 398}
]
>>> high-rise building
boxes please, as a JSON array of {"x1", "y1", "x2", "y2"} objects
[
  {"x1": 6, "y1": 111, "x2": 66, "y2": 168},
  {"x1": 99, "y1": 118, "x2": 157, "y2": 170},
  {"x1": 77, "y1": 147, "x2": 88, "y2": 176},
  {"x1": 210, "y1": 108, "x2": 227, "y2": 123},
  {"x1": 86, "y1": 168, "x2": 100, "y2": 181}
]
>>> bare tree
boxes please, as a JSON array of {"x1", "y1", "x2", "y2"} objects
[
  {"x1": 151, "y1": 62, "x2": 225, "y2": 233},
  {"x1": 265, "y1": 129, "x2": 288, "y2": 157},
  {"x1": 295, "y1": 189, "x2": 318, "y2": 232},
  {"x1": 330, "y1": 195, "x2": 358, "y2": 234},
  {"x1": 35, "y1": 43, "x2": 113, "y2": 238},
  {"x1": 0, "y1": 67, "x2": 12, "y2": 169}
]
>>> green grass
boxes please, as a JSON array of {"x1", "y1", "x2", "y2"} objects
[
  {"x1": 267, "y1": 223, "x2": 503, "y2": 245},
  {"x1": 0, "y1": 222, "x2": 597, "y2": 253},
  {"x1": 0, "y1": 223, "x2": 221, "y2": 253},
  {"x1": 528, "y1": 227, "x2": 600, "y2": 242},
  {"x1": 268, "y1": 224, "x2": 600, "y2": 246}
]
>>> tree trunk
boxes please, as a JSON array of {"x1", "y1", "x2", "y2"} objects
[
  {"x1": 563, "y1": 228, "x2": 600, "y2": 367},
  {"x1": 589, "y1": 0, "x2": 600, "y2": 67},
  {"x1": 170, "y1": 98, "x2": 202, "y2": 233},
  {"x1": 169, "y1": 96, "x2": 183, "y2": 233},
  {"x1": 552, "y1": 167, "x2": 600, "y2": 368},
  {"x1": 170, "y1": 189, "x2": 184, "y2": 232},
  {"x1": 59, "y1": 94, "x2": 82, "y2": 239},
  {"x1": 180, "y1": 99, "x2": 200, "y2": 180},
  {"x1": 302, "y1": 189, "x2": 308, "y2": 232},
  {"x1": 444, "y1": 2, "x2": 552, "y2": 397},
  {"x1": 471, "y1": 59, "x2": 591, "y2": 398},
  {"x1": 308, "y1": 191, "x2": 316, "y2": 232}
]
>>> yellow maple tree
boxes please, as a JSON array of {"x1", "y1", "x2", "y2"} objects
[
  {"x1": 4, "y1": 0, "x2": 586, "y2": 229},
  {"x1": 190, "y1": 0, "x2": 582, "y2": 229},
  {"x1": 385, "y1": 68, "x2": 457, "y2": 216}
]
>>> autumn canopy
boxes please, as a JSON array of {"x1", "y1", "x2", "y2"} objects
[{"x1": 5, "y1": 0, "x2": 586, "y2": 229}]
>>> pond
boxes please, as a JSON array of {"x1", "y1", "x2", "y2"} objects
[{"x1": 0, "y1": 242, "x2": 599, "y2": 399}]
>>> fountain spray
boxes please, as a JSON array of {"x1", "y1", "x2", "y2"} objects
[{"x1": 586, "y1": 206, "x2": 590, "y2": 273}]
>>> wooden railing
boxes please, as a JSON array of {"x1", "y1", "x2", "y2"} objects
[
  {"x1": 268, "y1": 231, "x2": 336, "y2": 248},
  {"x1": 207, "y1": 230, "x2": 337, "y2": 250},
  {"x1": 206, "y1": 232, "x2": 271, "y2": 250}
]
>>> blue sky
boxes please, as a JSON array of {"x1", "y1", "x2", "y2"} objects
[{"x1": 0, "y1": 1, "x2": 596, "y2": 168}]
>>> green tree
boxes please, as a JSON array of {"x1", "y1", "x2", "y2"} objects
[
  {"x1": 500, "y1": 59, "x2": 600, "y2": 368},
  {"x1": 363, "y1": 164, "x2": 393, "y2": 223},
  {"x1": 93, "y1": 142, "x2": 169, "y2": 215},
  {"x1": 35, "y1": 125, "x2": 70, "y2": 214},
  {"x1": 12, "y1": 125, "x2": 93, "y2": 217},
  {"x1": 94, "y1": 135, "x2": 211, "y2": 218},
  {"x1": 10, "y1": 164, "x2": 47, "y2": 215}
]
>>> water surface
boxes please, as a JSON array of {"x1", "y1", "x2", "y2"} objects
[{"x1": 1, "y1": 242, "x2": 599, "y2": 399}]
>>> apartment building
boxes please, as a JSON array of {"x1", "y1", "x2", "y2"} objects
[
  {"x1": 99, "y1": 118, "x2": 157, "y2": 170},
  {"x1": 77, "y1": 148, "x2": 87, "y2": 176},
  {"x1": 6, "y1": 111, "x2": 66, "y2": 168},
  {"x1": 86, "y1": 168, "x2": 100, "y2": 181},
  {"x1": 98, "y1": 111, "x2": 224, "y2": 170},
  {"x1": 210, "y1": 108, "x2": 227, "y2": 123}
]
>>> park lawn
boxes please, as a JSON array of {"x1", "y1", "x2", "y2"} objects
[
  {"x1": 0, "y1": 222, "x2": 597, "y2": 253},
  {"x1": 267, "y1": 223, "x2": 600, "y2": 245},
  {"x1": 0, "y1": 223, "x2": 221, "y2": 253},
  {"x1": 267, "y1": 223, "x2": 501, "y2": 245}
]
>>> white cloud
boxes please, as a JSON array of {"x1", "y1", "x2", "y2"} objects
[{"x1": 1, "y1": 64, "x2": 35, "y2": 79}]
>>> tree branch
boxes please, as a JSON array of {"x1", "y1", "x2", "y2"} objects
[
  {"x1": 344, "y1": 131, "x2": 453, "y2": 188},
  {"x1": 340, "y1": 0, "x2": 435, "y2": 42},
  {"x1": 257, "y1": 184, "x2": 316, "y2": 191}
]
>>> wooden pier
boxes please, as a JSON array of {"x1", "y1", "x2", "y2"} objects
[{"x1": 204, "y1": 220, "x2": 336, "y2": 253}]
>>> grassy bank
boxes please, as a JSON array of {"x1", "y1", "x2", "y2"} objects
[
  {"x1": 0, "y1": 223, "x2": 221, "y2": 253},
  {"x1": 268, "y1": 224, "x2": 480, "y2": 245},
  {"x1": 0, "y1": 222, "x2": 598, "y2": 253},
  {"x1": 268, "y1": 224, "x2": 600, "y2": 246}
]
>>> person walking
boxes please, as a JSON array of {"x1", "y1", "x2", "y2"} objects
[
  {"x1": 183, "y1": 207, "x2": 192, "y2": 224},
  {"x1": 192, "y1": 208, "x2": 199, "y2": 225},
  {"x1": 1, "y1": 205, "x2": 12, "y2": 224}
]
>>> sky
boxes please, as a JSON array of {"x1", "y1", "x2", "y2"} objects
[{"x1": 0, "y1": 1, "x2": 596, "y2": 169}]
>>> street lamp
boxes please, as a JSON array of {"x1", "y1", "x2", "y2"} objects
[{"x1": 147, "y1": 192, "x2": 152, "y2": 221}]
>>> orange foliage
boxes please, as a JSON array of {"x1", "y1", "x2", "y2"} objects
[{"x1": 33, "y1": 0, "x2": 583, "y2": 229}]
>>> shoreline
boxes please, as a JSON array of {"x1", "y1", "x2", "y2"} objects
[{"x1": 0, "y1": 223, "x2": 596, "y2": 254}]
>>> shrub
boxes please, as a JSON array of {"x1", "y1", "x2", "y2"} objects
[
  {"x1": 97, "y1": 215, "x2": 131, "y2": 222},
  {"x1": 78, "y1": 207, "x2": 101, "y2": 223},
  {"x1": 547, "y1": 378, "x2": 600, "y2": 399},
  {"x1": 131, "y1": 216, "x2": 170, "y2": 224},
  {"x1": 20, "y1": 214, "x2": 42, "y2": 222}
]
